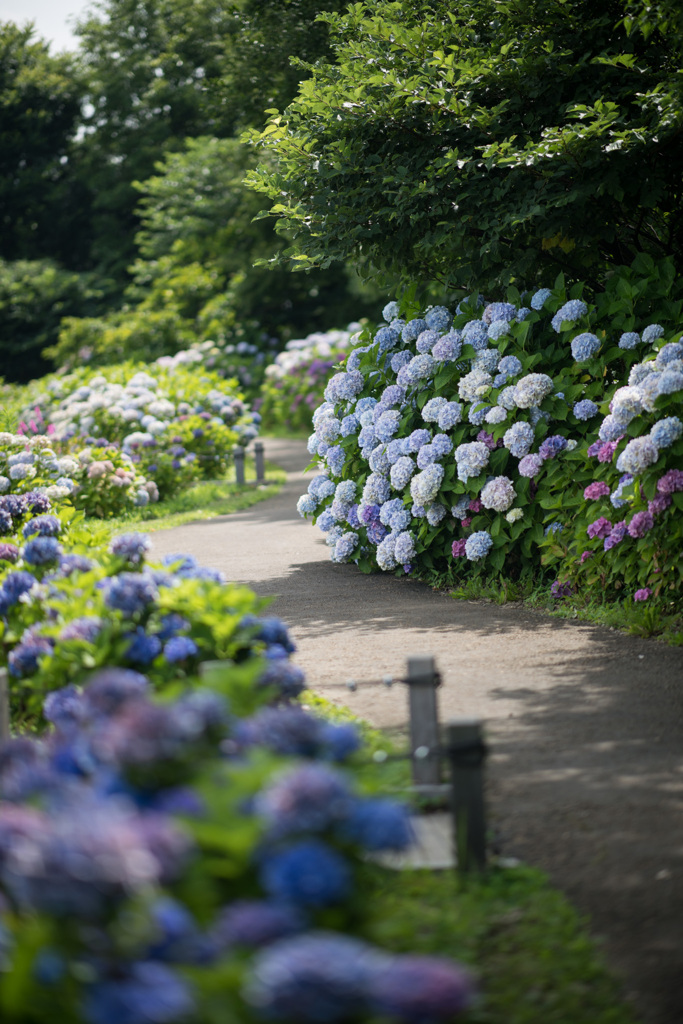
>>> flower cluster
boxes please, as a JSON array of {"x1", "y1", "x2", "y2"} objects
[{"x1": 295, "y1": 262, "x2": 683, "y2": 604}]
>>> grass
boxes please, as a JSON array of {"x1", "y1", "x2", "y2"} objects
[
  {"x1": 305, "y1": 694, "x2": 635, "y2": 1024},
  {"x1": 362, "y1": 864, "x2": 636, "y2": 1024},
  {"x1": 98, "y1": 456, "x2": 285, "y2": 540},
  {"x1": 419, "y1": 566, "x2": 683, "y2": 646}
]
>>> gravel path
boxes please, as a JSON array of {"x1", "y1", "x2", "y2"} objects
[{"x1": 149, "y1": 438, "x2": 683, "y2": 1024}]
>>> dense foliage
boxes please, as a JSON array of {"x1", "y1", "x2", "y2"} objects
[
  {"x1": 297, "y1": 256, "x2": 683, "y2": 608},
  {"x1": 247, "y1": 0, "x2": 683, "y2": 294}
]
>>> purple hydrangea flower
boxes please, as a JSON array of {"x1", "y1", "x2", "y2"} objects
[
  {"x1": 23, "y1": 536, "x2": 62, "y2": 566},
  {"x1": 22, "y1": 515, "x2": 60, "y2": 539},
  {"x1": 369, "y1": 955, "x2": 475, "y2": 1022},
  {"x1": 627, "y1": 511, "x2": 654, "y2": 539},
  {"x1": 212, "y1": 900, "x2": 304, "y2": 951},
  {"x1": 104, "y1": 573, "x2": 158, "y2": 616},
  {"x1": 110, "y1": 533, "x2": 152, "y2": 565}
]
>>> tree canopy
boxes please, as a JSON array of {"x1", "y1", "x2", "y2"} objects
[{"x1": 246, "y1": 0, "x2": 683, "y2": 294}]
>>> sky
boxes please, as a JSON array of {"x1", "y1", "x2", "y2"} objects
[{"x1": 0, "y1": 0, "x2": 93, "y2": 51}]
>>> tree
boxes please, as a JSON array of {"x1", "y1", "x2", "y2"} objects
[
  {"x1": 0, "y1": 260, "x2": 101, "y2": 382},
  {"x1": 246, "y1": 0, "x2": 683, "y2": 295},
  {"x1": 0, "y1": 22, "x2": 88, "y2": 267},
  {"x1": 51, "y1": 136, "x2": 381, "y2": 367}
]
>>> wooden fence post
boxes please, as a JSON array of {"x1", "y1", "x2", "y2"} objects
[
  {"x1": 407, "y1": 655, "x2": 441, "y2": 788},
  {"x1": 254, "y1": 441, "x2": 265, "y2": 484},
  {"x1": 0, "y1": 667, "x2": 10, "y2": 744},
  {"x1": 233, "y1": 447, "x2": 245, "y2": 486},
  {"x1": 446, "y1": 718, "x2": 487, "y2": 871}
]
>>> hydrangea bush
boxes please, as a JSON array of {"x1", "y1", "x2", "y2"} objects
[
  {"x1": 256, "y1": 327, "x2": 362, "y2": 433},
  {"x1": 297, "y1": 257, "x2": 683, "y2": 606},
  {"x1": 0, "y1": 666, "x2": 475, "y2": 1024},
  {"x1": 0, "y1": 431, "x2": 157, "y2": 517},
  {"x1": 0, "y1": 504, "x2": 306, "y2": 720}
]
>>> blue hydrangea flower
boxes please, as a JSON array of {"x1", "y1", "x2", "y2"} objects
[
  {"x1": 616, "y1": 436, "x2": 659, "y2": 474},
  {"x1": 424, "y1": 306, "x2": 453, "y2": 332},
  {"x1": 473, "y1": 349, "x2": 499, "y2": 373},
  {"x1": 642, "y1": 323, "x2": 664, "y2": 345},
  {"x1": 422, "y1": 397, "x2": 448, "y2": 423},
  {"x1": 618, "y1": 331, "x2": 640, "y2": 350},
  {"x1": 513, "y1": 373, "x2": 553, "y2": 408},
  {"x1": 379, "y1": 499, "x2": 404, "y2": 526},
  {"x1": 455, "y1": 442, "x2": 489, "y2": 482},
  {"x1": 426, "y1": 503, "x2": 447, "y2": 526},
  {"x1": 326, "y1": 446, "x2": 346, "y2": 476},
  {"x1": 396, "y1": 354, "x2": 436, "y2": 387},
  {"x1": 23, "y1": 536, "x2": 62, "y2": 566},
  {"x1": 22, "y1": 515, "x2": 60, "y2": 539},
  {"x1": 8, "y1": 635, "x2": 53, "y2": 677},
  {"x1": 402, "y1": 318, "x2": 428, "y2": 342},
  {"x1": 571, "y1": 332, "x2": 601, "y2": 362},
  {"x1": 468, "y1": 405, "x2": 489, "y2": 426},
  {"x1": 485, "y1": 406, "x2": 507, "y2": 425},
  {"x1": 362, "y1": 473, "x2": 390, "y2": 505},
  {"x1": 307, "y1": 433, "x2": 319, "y2": 455},
  {"x1": 390, "y1": 456, "x2": 416, "y2": 491},
  {"x1": 650, "y1": 416, "x2": 682, "y2": 448},
  {"x1": 374, "y1": 326, "x2": 400, "y2": 354},
  {"x1": 126, "y1": 627, "x2": 163, "y2": 666},
  {"x1": 390, "y1": 350, "x2": 412, "y2": 374},
  {"x1": 380, "y1": 384, "x2": 406, "y2": 408},
  {"x1": 243, "y1": 932, "x2": 383, "y2": 1024},
  {"x1": 498, "y1": 355, "x2": 522, "y2": 377},
  {"x1": 297, "y1": 495, "x2": 317, "y2": 517},
  {"x1": 332, "y1": 532, "x2": 358, "y2": 563},
  {"x1": 340, "y1": 414, "x2": 359, "y2": 437},
  {"x1": 316, "y1": 510, "x2": 335, "y2": 532},
  {"x1": 410, "y1": 465, "x2": 444, "y2": 504},
  {"x1": 308, "y1": 476, "x2": 335, "y2": 500},
  {"x1": 432, "y1": 331, "x2": 462, "y2": 362},
  {"x1": 451, "y1": 496, "x2": 470, "y2": 519},
  {"x1": 335, "y1": 480, "x2": 356, "y2": 506},
  {"x1": 461, "y1": 321, "x2": 489, "y2": 350},
  {"x1": 110, "y1": 532, "x2": 151, "y2": 565},
  {"x1": 487, "y1": 320, "x2": 510, "y2": 340},
  {"x1": 375, "y1": 410, "x2": 401, "y2": 443},
  {"x1": 389, "y1": 509, "x2": 411, "y2": 532},
  {"x1": 382, "y1": 301, "x2": 400, "y2": 322},
  {"x1": 104, "y1": 573, "x2": 158, "y2": 616},
  {"x1": 434, "y1": 402, "x2": 461, "y2": 433},
  {"x1": 394, "y1": 530, "x2": 416, "y2": 563},
  {"x1": 551, "y1": 299, "x2": 588, "y2": 332},
  {"x1": 416, "y1": 444, "x2": 437, "y2": 470},
  {"x1": 573, "y1": 399, "x2": 598, "y2": 420},
  {"x1": 376, "y1": 533, "x2": 398, "y2": 570},
  {"x1": 658, "y1": 368, "x2": 683, "y2": 395},
  {"x1": 83, "y1": 962, "x2": 194, "y2": 1024},
  {"x1": 431, "y1": 434, "x2": 453, "y2": 459},
  {"x1": 386, "y1": 438, "x2": 410, "y2": 464},
  {"x1": 655, "y1": 342, "x2": 683, "y2": 368},
  {"x1": 598, "y1": 415, "x2": 626, "y2": 442},
  {"x1": 355, "y1": 397, "x2": 378, "y2": 416},
  {"x1": 530, "y1": 288, "x2": 552, "y2": 310},
  {"x1": 414, "y1": 330, "x2": 439, "y2": 354},
  {"x1": 406, "y1": 428, "x2": 431, "y2": 452},
  {"x1": 503, "y1": 421, "x2": 534, "y2": 457},
  {"x1": 340, "y1": 799, "x2": 413, "y2": 851},
  {"x1": 164, "y1": 637, "x2": 199, "y2": 663},
  {"x1": 357, "y1": 425, "x2": 376, "y2": 450},
  {"x1": 465, "y1": 531, "x2": 493, "y2": 561}
]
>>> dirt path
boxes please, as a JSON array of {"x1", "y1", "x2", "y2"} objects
[{"x1": 149, "y1": 438, "x2": 683, "y2": 1024}]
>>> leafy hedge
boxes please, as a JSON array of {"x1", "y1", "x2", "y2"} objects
[{"x1": 297, "y1": 256, "x2": 683, "y2": 607}]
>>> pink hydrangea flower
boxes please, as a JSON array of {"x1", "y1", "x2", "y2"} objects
[
  {"x1": 583, "y1": 481, "x2": 610, "y2": 500},
  {"x1": 579, "y1": 550, "x2": 593, "y2": 563},
  {"x1": 634, "y1": 588, "x2": 652, "y2": 601},
  {"x1": 451, "y1": 539, "x2": 467, "y2": 557},
  {"x1": 657, "y1": 469, "x2": 683, "y2": 494},
  {"x1": 648, "y1": 494, "x2": 672, "y2": 516},
  {"x1": 597, "y1": 440, "x2": 621, "y2": 463},
  {"x1": 518, "y1": 454, "x2": 543, "y2": 478},
  {"x1": 628, "y1": 511, "x2": 654, "y2": 539},
  {"x1": 587, "y1": 516, "x2": 612, "y2": 539}
]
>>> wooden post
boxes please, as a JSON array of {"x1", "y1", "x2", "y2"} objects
[
  {"x1": 254, "y1": 440, "x2": 265, "y2": 484},
  {"x1": 407, "y1": 655, "x2": 441, "y2": 787},
  {"x1": 233, "y1": 447, "x2": 245, "y2": 486},
  {"x1": 446, "y1": 718, "x2": 487, "y2": 872},
  {"x1": 0, "y1": 667, "x2": 10, "y2": 744}
]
